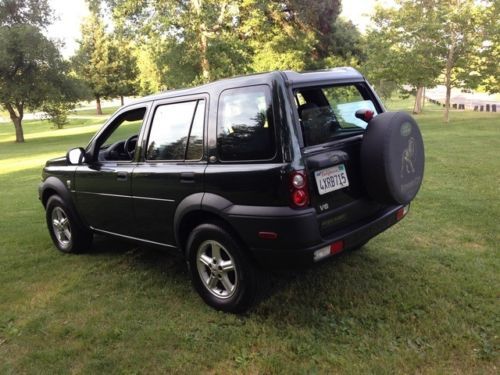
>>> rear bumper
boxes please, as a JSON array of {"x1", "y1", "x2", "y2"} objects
[{"x1": 225, "y1": 204, "x2": 407, "y2": 268}]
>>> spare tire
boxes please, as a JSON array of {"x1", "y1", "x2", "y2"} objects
[{"x1": 360, "y1": 111, "x2": 425, "y2": 205}]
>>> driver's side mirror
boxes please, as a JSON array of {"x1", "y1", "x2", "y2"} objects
[{"x1": 66, "y1": 147, "x2": 86, "y2": 165}]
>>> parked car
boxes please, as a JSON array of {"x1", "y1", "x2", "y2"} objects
[{"x1": 39, "y1": 68, "x2": 425, "y2": 312}]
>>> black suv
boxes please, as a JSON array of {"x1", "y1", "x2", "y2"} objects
[{"x1": 39, "y1": 68, "x2": 424, "y2": 312}]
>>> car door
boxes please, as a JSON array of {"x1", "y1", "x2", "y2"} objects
[
  {"x1": 74, "y1": 104, "x2": 150, "y2": 236},
  {"x1": 131, "y1": 95, "x2": 208, "y2": 246}
]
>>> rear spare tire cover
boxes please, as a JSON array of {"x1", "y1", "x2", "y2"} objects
[{"x1": 360, "y1": 111, "x2": 425, "y2": 205}]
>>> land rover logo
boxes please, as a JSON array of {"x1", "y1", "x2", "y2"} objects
[
  {"x1": 400, "y1": 122, "x2": 412, "y2": 137},
  {"x1": 401, "y1": 137, "x2": 416, "y2": 177}
]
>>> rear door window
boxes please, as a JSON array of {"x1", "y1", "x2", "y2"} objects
[
  {"x1": 146, "y1": 99, "x2": 205, "y2": 161},
  {"x1": 217, "y1": 85, "x2": 275, "y2": 161},
  {"x1": 295, "y1": 84, "x2": 378, "y2": 147}
]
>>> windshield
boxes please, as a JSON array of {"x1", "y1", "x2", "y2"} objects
[{"x1": 294, "y1": 83, "x2": 379, "y2": 147}]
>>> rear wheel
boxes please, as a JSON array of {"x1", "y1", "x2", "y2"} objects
[
  {"x1": 187, "y1": 223, "x2": 263, "y2": 313},
  {"x1": 46, "y1": 195, "x2": 93, "y2": 253}
]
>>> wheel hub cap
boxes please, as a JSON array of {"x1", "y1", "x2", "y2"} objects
[
  {"x1": 196, "y1": 240, "x2": 238, "y2": 299},
  {"x1": 51, "y1": 207, "x2": 71, "y2": 248}
]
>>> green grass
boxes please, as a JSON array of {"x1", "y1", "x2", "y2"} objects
[
  {"x1": 0, "y1": 103, "x2": 499, "y2": 373},
  {"x1": 73, "y1": 106, "x2": 120, "y2": 117}
]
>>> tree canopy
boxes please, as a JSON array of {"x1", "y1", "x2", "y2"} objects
[
  {"x1": 0, "y1": 0, "x2": 52, "y2": 27},
  {"x1": 72, "y1": 13, "x2": 114, "y2": 115},
  {"x1": 89, "y1": 0, "x2": 357, "y2": 90},
  {"x1": 72, "y1": 11, "x2": 139, "y2": 114},
  {"x1": 364, "y1": 0, "x2": 495, "y2": 122},
  {"x1": 0, "y1": 0, "x2": 85, "y2": 142}
]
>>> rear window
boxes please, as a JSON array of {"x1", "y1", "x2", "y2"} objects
[
  {"x1": 217, "y1": 85, "x2": 275, "y2": 161},
  {"x1": 294, "y1": 83, "x2": 378, "y2": 147}
]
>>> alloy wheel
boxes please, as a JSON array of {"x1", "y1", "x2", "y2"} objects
[
  {"x1": 51, "y1": 206, "x2": 72, "y2": 248},
  {"x1": 196, "y1": 240, "x2": 238, "y2": 299}
]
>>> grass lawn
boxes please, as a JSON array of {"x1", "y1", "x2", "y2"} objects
[
  {"x1": 73, "y1": 106, "x2": 120, "y2": 117},
  {"x1": 0, "y1": 101, "x2": 499, "y2": 373}
]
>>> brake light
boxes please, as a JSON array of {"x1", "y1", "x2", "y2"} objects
[
  {"x1": 330, "y1": 240, "x2": 344, "y2": 254},
  {"x1": 289, "y1": 170, "x2": 309, "y2": 208}
]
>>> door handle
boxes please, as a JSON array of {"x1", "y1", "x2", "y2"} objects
[
  {"x1": 116, "y1": 171, "x2": 128, "y2": 182},
  {"x1": 180, "y1": 172, "x2": 195, "y2": 183}
]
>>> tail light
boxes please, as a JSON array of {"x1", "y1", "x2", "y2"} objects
[
  {"x1": 289, "y1": 170, "x2": 309, "y2": 208},
  {"x1": 396, "y1": 205, "x2": 409, "y2": 221}
]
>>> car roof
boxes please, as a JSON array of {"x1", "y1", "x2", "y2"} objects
[
  {"x1": 127, "y1": 67, "x2": 365, "y2": 105},
  {"x1": 281, "y1": 67, "x2": 364, "y2": 85}
]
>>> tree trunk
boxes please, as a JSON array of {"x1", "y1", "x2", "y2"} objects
[
  {"x1": 422, "y1": 87, "x2": 426, "y2": 109},
  {"x1": 444, "y1": 34, "x2": 455, "y2": 123},
  {"x1": 120, "y1": 96, "x2": 124, "y2": 106},
  {"x1": 444, "y1": 81, "x2": 452, "y2": 123},
  {"x1": 5, "y1": 103, "x2": 25, "y2": 143},
  {"x1": 413, "y1": 86, "x2": 424, "y2": 114},
  {"x1": 192, "y1": 0, "x2": 210, "y2": 82},
  {"x1": 96, "y1": 96, "x2": 103, "y2": 115},
  {"x1": 199, "y1": 32, "x2": 210, "y2": 82},
  {"x1": 13, "y1": 117, "x2": 24, "y2": 143}
]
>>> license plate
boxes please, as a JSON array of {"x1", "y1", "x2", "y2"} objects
[{"x1": 314, "y1": 164, "x2": 349, "y2": 195}]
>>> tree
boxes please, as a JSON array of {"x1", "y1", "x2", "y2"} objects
[
  {"x1": 438, "y1": 0, "x2": 486, "y2": 122},
  {"x1": 0, "y1": 0, "x2": 84, "y2": 143},
  {"x1": 136, "y1": 46, "x2": 163, "y2": 95},
  {"x1": 95, "y1": 0, "x2": 348, "y2": 88},
  {"x1": 106, "y1": 0, "x2": 249, "y2": 87},
  {"x1": 238, "y1": 0, "x2": 317, "y2": 73},
  {"x1": 41, "y1": 73, "x2": 91, "y2": 129},
  {"x1": 365, "y1": 0, "x2": 490, "y2": 122},
  {"x1": 364, "y1": 1, "x2": 444, "y2": 114},
  {"x1": 473, "y1": 0, "x2": 499, "y2": 94},
  {"x1": 72, "y1": 13, "x2": 115, "y2": 115},
  {"x1": 0, "y1": 0, "x2": 52, "y2": 26},
  {"x1": 109, "y1": 37, "x2": 139, "y2": 105}
]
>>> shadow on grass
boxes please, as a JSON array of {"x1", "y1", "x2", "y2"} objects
[
  {"x1": 87, "y1": 235, "x2": 189, "y2": 280},
  {"x1": 83, "y1": 235, "x2": 413, "y2": 325}
]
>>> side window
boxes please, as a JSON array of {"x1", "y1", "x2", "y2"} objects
[
  {"x1": 97, "y1": 107, "x2": 146, "y2": 161},
  {"x1": 217, "y1": 85, "x2": 275, "y2": 161},
  {"x1": 146, "y1": 99, "x2": 205, "y2": 161}
]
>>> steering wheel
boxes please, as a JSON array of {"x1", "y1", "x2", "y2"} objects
[{"x1": 124, "y1": 134, "x2": 138, "y2": 159}]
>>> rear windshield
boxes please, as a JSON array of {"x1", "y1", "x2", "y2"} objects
[{"x1": 294, "y1": 83, "x2": 379, "y2": 147}]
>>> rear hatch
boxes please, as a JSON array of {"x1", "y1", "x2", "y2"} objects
[{"x1": 293, "y1": 82, "x2": 384, "y2": 236}]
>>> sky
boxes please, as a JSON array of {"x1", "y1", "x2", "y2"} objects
[
  {"x1": 46, "y1": 0, "x2": 396, "y2": 58},
  {"x1": 46, "y1": 0, "x2": 89, "y2": 58}
]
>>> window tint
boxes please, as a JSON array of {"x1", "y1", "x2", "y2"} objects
[
  {"x1": 217, "y1": 85, "x2": 275, "y2": 161},
  {"x1": 295, "y1": 84, "x2": 378, "y2": 147},
  {"x1": 146, "y1": 100, "x2": 205, "y2": 161}
]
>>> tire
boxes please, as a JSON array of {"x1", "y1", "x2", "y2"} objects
[
  {"x1": 46, "y1": 195, "x2": 93, "y2": 253},
  {"x1": 186, "y1": 223, "x2": 263, "y2": 313},
  {"x1": 361, "y1": 111, "x2": 425, "y2": 205}
]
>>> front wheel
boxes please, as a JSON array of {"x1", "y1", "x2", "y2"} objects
[
  {"x1": 46, "y1": 195, "x2": 93, "y2": 253},
  {"x1": 187, "y1": 223, "x2": 263, "y2": 313}
]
